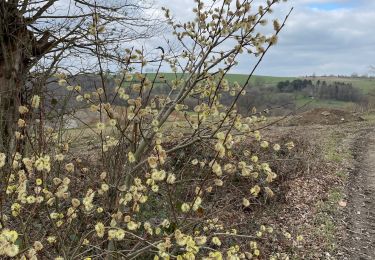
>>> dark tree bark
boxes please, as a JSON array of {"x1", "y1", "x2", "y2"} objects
[
  {"x1": 0, "y1": 2, "x2": 29, "y2": 154},
  {"x1": 0, "y1": 0, "x2": 160, "y2": 154}
]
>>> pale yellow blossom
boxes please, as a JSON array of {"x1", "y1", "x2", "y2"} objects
[
  {"x1": 95, "y1": 222, "x2": 105, "y2": 238},
  {"x1": 31, "y1": 95, "x2": 41, "y2": 109}
]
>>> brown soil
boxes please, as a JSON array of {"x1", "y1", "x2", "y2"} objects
[
  {"x1": 258, "y1": 120, "x2": 375, "y2": 259},
  {"x1": 342, "y1": 128, "x2": 375, "y2": 259},
  {"x1": 286, "y1": 108, "x2": 362, "y2": 126}
]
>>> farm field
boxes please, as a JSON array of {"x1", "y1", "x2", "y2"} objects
[
  {"x1": 144, "y1": 73, "x2": 375, "y2": 111},
  {"x1": 144, "y1": 72, "x2": 295, "y2": 87},
  {"x1": 307, "y1": 76, "x2": 375, "y2": 94},
  {"x1": 145, "y1": 73, "x2": 375, "y2": 92}
]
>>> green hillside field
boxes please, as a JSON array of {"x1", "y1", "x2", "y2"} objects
[
  {"x1": 145, "y1": 72, "x2": 294, "y2": 88},
  {"x1": 144, "y1": 73, "x2": 374, "y2": 110},
  {"x1": 146, "y1": 73, "x2": 374, "y2": 93},
  {"x1": 306, "y1": 76, "x2": 375, "y2": 94}
]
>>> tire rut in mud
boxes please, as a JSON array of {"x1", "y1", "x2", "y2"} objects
[{"x1": 344, "y1": 128, "x2": 375, "y2": 260}]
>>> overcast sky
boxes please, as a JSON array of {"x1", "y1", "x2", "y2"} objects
[{"x1": 159, "y1": 0, "x2": 375, "y2": 76}]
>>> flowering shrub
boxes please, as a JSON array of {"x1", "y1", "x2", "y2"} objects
[{"x1": 0, "y1": 0, "x2": 296, "y2": 259}]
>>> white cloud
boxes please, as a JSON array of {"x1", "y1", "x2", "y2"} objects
[{"x1": 158, "y1": 0, "x2": 374, "y2": 76}]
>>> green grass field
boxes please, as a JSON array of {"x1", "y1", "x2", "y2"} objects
[
  {"x1": 307, "y1": 76, "x2": 375, "y2": 94},
  {"x1": 219, "y1": 74, "x2": 295, "y2": 87},
  {"x1": 146, "y1": 73, "x2": 374, "y2": 93},
  {"x1": 295, "y1": 96, "x2": 355, "y2": 110},
  {"x1": 141, "y1": 73, "x2": 375, "y2": 111},
  {"x1": 145, "y1": 72, "x2": 295, "y2": 88}
]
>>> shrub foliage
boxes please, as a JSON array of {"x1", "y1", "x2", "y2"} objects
[{"x1": 0, "y1": 0, "x2": 296, "y2": 259}]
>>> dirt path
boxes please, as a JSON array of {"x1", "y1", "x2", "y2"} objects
[{"x1": 345, "y1": 128, "x2": 375, "y2": 259}]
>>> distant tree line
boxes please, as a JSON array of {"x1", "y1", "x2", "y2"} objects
[
  {"x1": 277, "y1": 79, "x2": 313, "y2": 92},
  {"x1": 277, "y1": 79, "x2": 365, "y2": 103}
]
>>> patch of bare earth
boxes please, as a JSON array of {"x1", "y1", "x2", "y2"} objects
[
  {"x1": 342, "y1": 128, "x2": 375, "y2": 259},
  {"x1": 283, "y1": 108, "x2": 362, "y2": 126}
]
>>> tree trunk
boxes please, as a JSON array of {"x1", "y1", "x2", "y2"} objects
[
  {"x1": 0, "y1": 2, "x2": 30, "y2": 155},
  {"x1": 0, "y1": 55, "x2": 23, "y2": 156},
  {"x1": 0, "y1": 1, "x2": 58, "y2": 155}
]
